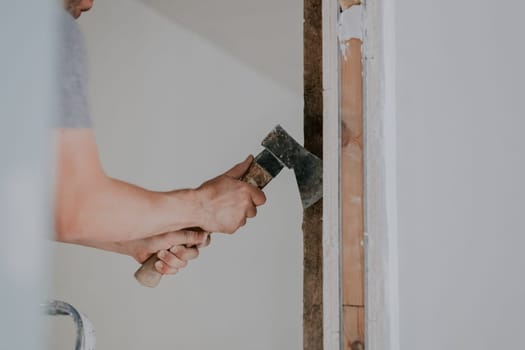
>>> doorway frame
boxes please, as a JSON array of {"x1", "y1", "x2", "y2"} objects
[{"x1": 321, "y1": 1, "x2": 400, "y2": 349}]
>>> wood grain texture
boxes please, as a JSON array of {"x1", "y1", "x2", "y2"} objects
[
  {"x1": 343, "y1": 306, "x2": 365, "y2": 350},
  {"x1": 239, "y1": 162, "x2": 274, "y2": 188},
  {"x1": 341, "y1": 37, "x2": 365, "y2": 345},
  {"x1": 341, "y1": 38, "x2": 364, "y2": 307},
  {"x1": 304, "y1": 0, "x2": 323, "y2": 349}
]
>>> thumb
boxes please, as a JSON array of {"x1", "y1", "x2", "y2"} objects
[{"x1": 224, "y1": 155, "x2": 254, "y2": 179}]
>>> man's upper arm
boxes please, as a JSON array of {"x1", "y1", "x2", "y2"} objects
[{"x1": 54, "y1": 129, "x2": 105, "y2": 241}]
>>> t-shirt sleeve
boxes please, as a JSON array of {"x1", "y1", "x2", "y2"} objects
[{"x1": 56, "y1": 11, "x2": 91, "y2": 128}]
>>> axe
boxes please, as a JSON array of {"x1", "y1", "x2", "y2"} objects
[{"x1": 134, "y1": 125, "x2": 323, "y2": 287}]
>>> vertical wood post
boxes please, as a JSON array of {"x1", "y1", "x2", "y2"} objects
[
  {"x1": 341, "y1": 37, "x2": 365, "y2": 350},
  {"x1": 304, "y1": 1, "x2": 343, "y2": 349},
  {"x1": 339, "y1": 3, "x2": 365, "y2": 348},
  {"x1": 303, "y1": 1, "x2": 324, "y2": 349}
]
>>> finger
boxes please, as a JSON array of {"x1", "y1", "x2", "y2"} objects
[
  {"x1": 165, "y1": 230, "x2": 207, "y2": 247},
  {"x1": 182, "y1": 230, "x2": 207, "y2": 246},
  {"x1": 172, "y1": 246, "x2": 199, "y2": 261},
  {"x1": 199, "y1": 233, "x2": 212, "y2": 248},
  {"x1": 246, "y1": 204, "x2": 257, "y2": 218},
  {"x1": 224, "y1": 155, "x2": 254, "y2": 179},
  {"x1": 195, "y1": 233, "x2": 211, "y2": 248},
  {"x1": 248, "y1": 187, "x2": 267, "y2": 207},
  {"x1": 154, "y1": 260, "x2": 179, "y2": 275},
  {"x1": 157, "y1": 250, "x2": 188, "y2": 269},
  {"x1": 239, "y1": 217, "x2": 247, "y2": 227},
  {"x1": 189, "y1": 232, "x2": 211, "y2": 248}
]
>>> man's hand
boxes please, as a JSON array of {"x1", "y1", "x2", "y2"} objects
[
  {"x1": 114, "y1": 230, "x2": 211, "y2": 275},
  {"x1": 54, "y1": 130, "x2": 265, "y2": 243},
  {"x1": 195, "y1": 156, "x2": 267, "y2": 234}
]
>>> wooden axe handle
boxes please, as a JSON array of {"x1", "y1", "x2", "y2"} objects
[{"x1": 134, "y1": 159, "x2": 274, "y2": 288}]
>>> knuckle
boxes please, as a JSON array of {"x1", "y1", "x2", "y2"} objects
[
  {"x1": 157, "y1": 250, "x2": 170, "y2": 263},
  {"x1": 157, "y1": 261, "x2": 171, "y2": 275},
  {"x1": 171, "y1": 247, "x2": 185, "y2": 259},
  {"x1": 165, "y1": 252, "x2": 176, "y2": 265},
  {"x1": 254, "y1": 191, "x2": 266, "y2": 206},
  {"x1": 242, "y1": 198, "x2": 251, "y2": 208},
  {"x1": 240, "y1": 218, "x2": 247, "y2": 227}
]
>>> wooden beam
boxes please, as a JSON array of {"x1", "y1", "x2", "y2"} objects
[
  {"x1": 303, "y1": 0, "x2": 324, "y2": 349},
  {"x1": 341, "y1": 38, "x2": 364, "y2": 307},
  {"x1": 338, "y1": 1, "x2": 366, "y2": 346},
  {"x1": 343, "y1": 306, "x2": 365, "y2": 350},
  {"x1": 304, "y1": 1, "x2": 344, "y2": 349},
  {"x1": 341, "y1": 35, "x2": 365, "y2": 348}
]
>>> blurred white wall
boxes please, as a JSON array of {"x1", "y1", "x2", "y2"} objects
[
  {"x1": 50, "y1": 0, "x2": 303, "y2": 349},
  {"x1": 393, "y1": 1, "x2": 525, "y2": 349},
  {"x1": 0, "y1": 1, "x2": 56, "y2": 349}
]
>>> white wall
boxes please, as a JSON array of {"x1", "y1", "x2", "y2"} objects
[
  {"x1": 0, "y1": 1, "x2": 56, "y2": 349},
  {"x1": 50, "y1": 1, "x2": 303, "y2": 349},
  {"x1": 393, "y1": 1, "x2": 525, "y2": 349}
]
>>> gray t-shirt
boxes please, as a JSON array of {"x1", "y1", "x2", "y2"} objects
[{"x1": 57, "y1": 10, "x2": 91, "y2": 128}]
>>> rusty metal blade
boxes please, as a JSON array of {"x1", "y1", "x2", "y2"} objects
[{"x1": 262, "y1": 125, "x2": 323, "y2": 208}]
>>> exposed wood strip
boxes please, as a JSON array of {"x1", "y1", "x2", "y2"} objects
[
  {"x1": 303, "y1": 0, "x2": 324, "y2": 349},
  {"x1": 341, "y1": 37, "x2": 365, "y2": 349},
  {"x1": 343, "y1": 306, "x2": 365, "y2": 350},
  {"x1": 341, "y1": 38, "x2": 364, "y2": 308}
]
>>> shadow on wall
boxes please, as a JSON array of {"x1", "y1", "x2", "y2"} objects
[{"x1": 139, "y1": 0, "x2": 303, "y2": 92}]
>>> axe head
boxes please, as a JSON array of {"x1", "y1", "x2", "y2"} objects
[{"x1": 261, "y1": 125, "x2": 323, "y2": 209}]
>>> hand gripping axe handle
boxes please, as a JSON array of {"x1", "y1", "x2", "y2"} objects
[
  {"x1": 134, "y1": 150, "x2": 284, "y2": 287},
  {"x1": 134, "y1": 125, "x2": 323, "y2": 288}
]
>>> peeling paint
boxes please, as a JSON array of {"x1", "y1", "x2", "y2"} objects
[
  {"x1": 338, "y1": 5, "x2": 362, "y2": 56},
  {"x1": 340, "y1": 0, "x2": 362, "y2": 11}
]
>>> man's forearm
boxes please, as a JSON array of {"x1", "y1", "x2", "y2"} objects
[
  {"x1": 54, "y1": 129, "x2": 264, "y2": 246},
  {"x1": 55, "y1": 176, "x2": 201, "y2": 243}
]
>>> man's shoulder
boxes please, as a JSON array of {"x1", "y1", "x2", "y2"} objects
[
  {"x1": 59, "y1": 9, "x2": 85, "y2": 53},
  {"x1": 57, "y1": 9, "x2": 91, "y2": 129}
]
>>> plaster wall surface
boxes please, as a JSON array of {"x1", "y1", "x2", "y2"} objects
[
  {"x1": 0, "y1": 1, "x2": 55, "y2": 349},
  {"x1": 50, "y1": 1, "x2": 303, "y2": 349},
  {"x1": 394, "y1": 1, "x2": 525, "y2": 349}
]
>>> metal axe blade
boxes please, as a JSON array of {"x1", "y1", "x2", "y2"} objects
[{"x1": 261, "y1": 125, "x2": 323, "y2": 209}]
